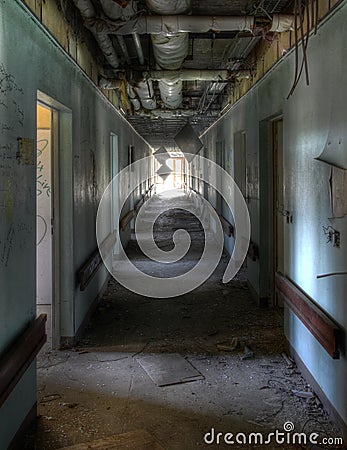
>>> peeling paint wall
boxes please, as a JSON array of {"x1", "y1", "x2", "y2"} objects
[
  {"x1": 202, "y1": 1, "x2": 347, "y2": 430},
  {"x1": 22, "y1": 0, "x2": 123, "y2": 110},
  {"x1": 229, "y1": 0, "x2": 343, "y2": 107},
  {"x1": 0, "y1": 0, "x2": 150, "y2": 447}
]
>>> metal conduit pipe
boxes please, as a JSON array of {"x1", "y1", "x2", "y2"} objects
[
  {"x1": 116, "y1": 35, "x2": 131, "y2": 65},
  {"x1": 145, "y1": 69, "x2": 229, "y2": 81},
  {"x1": 101, "y1": 69, "x2": 250, "y2": 87},
  {"x1": 132, "y1": 33, "x2": 145, "y2": 65},
  {"x1": 72, "y1": 0, "x2": 120, "y2": 68},
  {"x1": 137, "y1": 109, "x2": 220, "y2": 118}
]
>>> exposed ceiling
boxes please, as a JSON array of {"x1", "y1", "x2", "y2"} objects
[{"x1": 69, "y1": 0, "x2": 294, "y2": 150}]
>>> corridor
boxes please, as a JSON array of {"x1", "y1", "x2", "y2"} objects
[
  {"x1": 1, "y1": 0, "x2": 346, "y2": 448},
  {"x1": 25, "y1": 192, "x2": 338, "y2": 449}
]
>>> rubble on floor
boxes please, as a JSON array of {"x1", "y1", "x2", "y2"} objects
[{"x1": 25, "y1": 193, "x2": 342, "y2": 449}]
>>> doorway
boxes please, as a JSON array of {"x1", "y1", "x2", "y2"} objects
[
  {"x1": 110, "y1": 133, "x2": 120, "y2": 257},
  {"x1": 36, "y1": 102, "x2": 58, "y2": 348},
  {"x1": 234, "y1": 131, "x2": 247, "y2": 198},
  {"x1": 272, "y1": 117, "x2": 284, "y2": 306}
]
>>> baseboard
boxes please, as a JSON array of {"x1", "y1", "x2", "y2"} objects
[
  {"x1": 60, "y1": 274, "x2": 110, "y2": 349},
  {"x1": 9, "y1": 402, "x2": 37, "y2": 450},
  {"x1": 288, "y1": 342, "x2": 347, "y2": 440}
]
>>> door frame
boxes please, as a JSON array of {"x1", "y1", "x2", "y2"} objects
[
  {"x1": 259, "y1": 113, "x2": 283, "y2": 307},
  {"x1": 37, "y1": 91, "x2": 73, "y2": 348},
  {"x1": 110, "y1": 132, "x2": 120, "y2": 256},
  {"x1": 271, "y1": 116, "x2": 284, "y2": 306}
]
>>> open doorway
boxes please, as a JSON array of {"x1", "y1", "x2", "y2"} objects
[
  {"x1": 155, "y1": 157, "x2": 185, "y2": 192},
  {"x1": 36, "y1": 102, "x2": 58, "y2": 348},
  {"x1": 272, "y1": 117, "x2": 284, "y2": 306},
  {"x1": 110, "y1": 133, "x2": 120, "y2": 257}
]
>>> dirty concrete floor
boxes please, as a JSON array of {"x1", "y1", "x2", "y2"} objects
[{"x1": 26, "y1": 191, "x2": 341, "y2": 449}]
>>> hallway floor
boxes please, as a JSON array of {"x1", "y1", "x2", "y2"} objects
[{"x1": 26, "y1": 191, "x2": 340, "y2": 449}]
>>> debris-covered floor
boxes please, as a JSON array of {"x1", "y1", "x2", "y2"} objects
[{"x1": 26, "y1": 191, "x2": 341, "y2": 449}]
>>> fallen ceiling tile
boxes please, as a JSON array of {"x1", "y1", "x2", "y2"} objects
[{"x1": 136, "y1": 353, "x2": 204, "y2": 386}]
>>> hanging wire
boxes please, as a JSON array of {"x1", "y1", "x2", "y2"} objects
[{"x1": 287, "y1": 0, "x2": 320, "y2": 98}]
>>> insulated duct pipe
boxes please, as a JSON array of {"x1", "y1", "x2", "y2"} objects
[
  {"x1": 146, "y1": 0, "x2": 191, "y2": 109},
  {"x1": 151, "y1": 32, "x2": 189, "y2": 70},
  {"x1": 99, "y1": 76, "x2": 122, "y2": 89},
  {"x1": 86, "y1": 14, "x2": 295, "y2": 35},
  {"x1": 99, "y1": 73, "x2": 156, "y2": 111},
  {"x1": 100, "y1": 70, "x2": 250, "y2": 87},
  {"x1": 127, "y1": 85, "x2": 141, "y2": 111},
  {"x1": 99, "y1": 15, "x2": 255, "y2": 35},
  {"x1": 136, "y1": 109, "x2": 220, "y2": 119},
  {"x1": 133, "y1": 80, "x2": 157, "y2": 110},
  {"x1": 158, "y1": 79, "x2": 183, "y2": 109},
  {"x1": 145, "y1": 0, "x2": 191, "y2": 15},
  {"x1": 72, "y1": 0, "x2": 120, "y2": 68},
  {"x1": 145, "y1": 69, "x2": 229, "y2": 82}
]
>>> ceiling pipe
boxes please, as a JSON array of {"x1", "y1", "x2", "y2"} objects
[
  {"x1": 72, "y1": 0, "x2": 120, "y2": 68},
  {"x1": 116, "y1": 35, "x2": 131, "y2": 65},
  {"x1": 73, "y1": 0, "x2": 95, "y2": 18},
  {"x1": 158, "y1": 79, "x2": 183, "y2": 109},
  {"x1": 145, "y1": 69, "x2": 229, "y2": 82},
  {"x1": 97, "y1": 15, "x2": 254, "y2": 35},
  {"x1": 101, "y1": 69, "x2": 250, "y2": 86},
  {"x1": 95, "y1": 33, "x2": 121, "y2": 68},
  {"x1": 270, "y1": 14, "x2": 296, "y2": 32},
  {"x1": 151, "y1": 32, "x2": 189, "y2": 70},
  {"x1": 133, "y1": 80, "x2": 157, "y2": 110},
  {"x1": 86, "y1": 14, "x2": 295, "y2": 35},
  {"x1": 99, "y1": 76, "x2": 122, "y2": 89},
  {"x1": 136, "y1": 108, "x2": 220, "y2": 119},
  {"x1": 127, "y1": 85, "x2": 141, "y2": 111},
  {"x1": 144, "y1": 0, "x2": 191, "y2": 15},
  {"x1": 132, "y1": 33, "x2": 145, "y2": 65},
  {"x1": 146, "y1": 0, "x2": 191, "y2": 110}
]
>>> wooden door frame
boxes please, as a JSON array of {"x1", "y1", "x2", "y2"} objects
[
  {"x1": 259, "y1": 113, "x2": 283, "y2": 307},
  {"x1": 37, "y1": 91, "x2": 73, "y2": 348}
]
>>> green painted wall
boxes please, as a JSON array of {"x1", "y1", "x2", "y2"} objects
[
  {"x1": 202, "y1": 1, "x2": 347, "y2": 429},
  {"x1": 0, "y1": 0, "x2": 150, "y2": 447}
]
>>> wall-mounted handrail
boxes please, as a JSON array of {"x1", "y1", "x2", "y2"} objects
[
  {"x1": 275, "y1": 273, "x2": 341, "y2": 359},
  {"x1": 0, "y1": 315, "x2": 47, "y2": 408},
  {"x1": 121, "y1": 184, "x2": 155, "y2": 229},
  {"x1": 119, "y1": 210, "x2": 135, "y2": 231},
  {"x1": 78, "y1": 231, "x2": 117, "y2": 291}
]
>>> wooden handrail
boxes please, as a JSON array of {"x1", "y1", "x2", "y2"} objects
[
  {"x1": 122, "y1": 185, "x2": 155, "y2": 228},
  {"x1": 78, "y1": 232, "x2": 117, "y2": 291},
  {"x1": 0, "y1": 314, "x2": 47, "y2": 408},
  {"x1": 218, "y1": 214, "x2": 234, "y2": 237},
  {"x1": 275, "y1": 273, "x2": 341, "y2": 359},
  {"x1": 119, "y1": 210, "x2": 134, "y2": 231}
]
